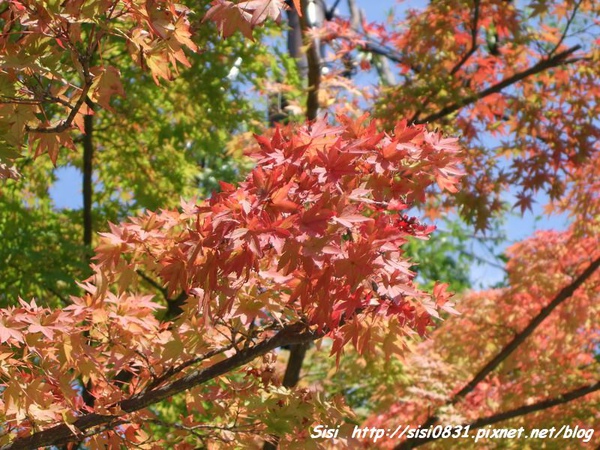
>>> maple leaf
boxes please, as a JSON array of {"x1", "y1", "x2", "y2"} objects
[
  {"x1": 204, "y1": 1, "x2": 256, "y2": 39},
  {"x1": 269, "y1": 182, "x2": 300, "y2": 212},
  {"x1": 160, "y1": 254, "x2": 189, "y2": 296},
  {"x1": 94, "y1": 222, "x2": 130, "y2": 268},
  {"x1": 203, "y1": 0, "x2": 286, "y2": 39},
  {"x1": 89, "y1": 66, "x2": 126, "y2": 110},
  {"x1": 25, "y1": 317, "x2": 57, "y2": 340},
  {"x1": 0, "y1": 114, "x2": 471, "y2": 447},
  {"x1": 146, "y1": 52, "x2": 173, "y2": 83},
  {"x1": 332, "y1": 208, "x2": 372, "y2": 228},
  {"x1": 0, "y1": 319, "x2": 24, "y2": 344},
  {"x1": 242, "y1": 0, "x2": 285, "y2": 25},
  {"x1": 31, "y1": 131, "x2": 76, "y2": 165},
  {"x1": 514, "y1": 191, "x2": 535, "y2": 214}
]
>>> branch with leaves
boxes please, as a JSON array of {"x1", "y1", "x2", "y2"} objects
[
  {"x1": 414, "y1": 45, "x2": 582, "y2": 124},
  {"x1": 5, "y1": 323, "x2": 321, "y2": 450},
  {"x1": 0, "y1": 115, "x2": 463, "y2": 448},
  {"x1": 392, "y1": 249, "x2": 600, "y2": 449}
]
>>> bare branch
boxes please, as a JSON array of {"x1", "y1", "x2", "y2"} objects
[
  {"x1": 347, "y1": 0, "x2": 360, "y2": 30},
  {"x1": 82, "y1": 98, "x2": 94, "y2": 250}
]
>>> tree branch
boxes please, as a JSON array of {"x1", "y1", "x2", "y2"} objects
[
  {"x1": 300, "y1": 0, "x2": 322, "y2": 121},
  {"x1": 5, "y1": 323, "x2": 324, "y2": 450},
  {"x1": 345, "y1": 1, "x2": 394, "y2": 85},
  {"x1": 82, "y1": 98, "x2": 94, "y2": 251},
  {"x1": 449, "y1": 255, "x2": 600, "y2": 403},
  {"x1": 282, "y1": 343, "x2": 310, "y2": 388},
  {"x1": 25, "y1": 63, "x2": 94, "y2": 134},
  {"x1": 410, "y1": 0, "x2": 481, "y2": 123},
  {"x1": 468, "y1": 381, "x2": 600, "y2": 430},
  {"x1": 337, "y1": 34, "x2": 410, "y2": 68},
  {"x1": 394, "y1": 254, "x2": 600, "y2": 449},
  {"x1": 145, "y1": 338, "x2": 244, "y2": 392},
  {"x1": 346, "y1": 0, "x2": 360, "y2": 30},
  {"x1": 262, "y1": 341, "x2": 310, "y2": 450},
  {"x1": 146, "y1": 417, "x2": 262, "y2": 441},
  {"x1": 399, "y1": 380, "x2": 600, "y2": 448},
  {"x1": 136, "y1": 270, "x2": 169, "y2": 298},
  {"x1": 136, "y1": 270, "x2": 188, "y2": 318},
  {"x1": 414, "y1": 45, "x2": 582, "y2": 125}
]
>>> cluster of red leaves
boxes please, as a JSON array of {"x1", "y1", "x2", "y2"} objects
[
  {"x1": 0, "y1": 115, "x2": 462, "y2": 444},
  {"x1": 319, "y1": 0, "x2": 600, "y2": 229},
  {"x1": 94, "y1": 114, "x2": 462, "y2": 341},
  {"x1": 363, "y1": 226, "x2": 600, "y2": 449}
]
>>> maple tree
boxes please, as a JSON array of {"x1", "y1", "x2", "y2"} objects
[
  {"x1": 0, "y1": 0, "x2": 599, "y2": 449},
  {"x1": 0, "y1": 114, "x2": 463, "y2": 448}
]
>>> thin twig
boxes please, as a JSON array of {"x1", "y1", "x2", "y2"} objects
[
  {"x1": 548, "y1": 0, "x2": 583, "y2": 57},
  {"x1": 449, "y1": 0, "x2": 480, "y2": 76},
  {"x1": 412, "y1": 0, "x2": 481, "y2": 123}
]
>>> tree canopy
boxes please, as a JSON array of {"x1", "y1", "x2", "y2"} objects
[{"x1": 0, "y1": 0, "x2": 599, "y2": 448}]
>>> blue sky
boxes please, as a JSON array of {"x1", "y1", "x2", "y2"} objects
[{"x1": 49, "y1": 0, "x2": 571, "y2": 289}]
